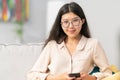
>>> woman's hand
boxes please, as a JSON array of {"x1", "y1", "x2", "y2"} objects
[
  {"x1": 46, "y1": 73, "x2": 75, "y2": 80},
  {"x1": 75, "y1": 72, "x2": 97, "y2": 80}
]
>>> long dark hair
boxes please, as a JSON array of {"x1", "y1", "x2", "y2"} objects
[{"x1": 44, "y1": 2, "x2": 91, "y2": 47}]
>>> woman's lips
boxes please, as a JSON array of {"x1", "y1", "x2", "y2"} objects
[{"x1": 68, "y1": 29, "x2": 76, "y2": 33}]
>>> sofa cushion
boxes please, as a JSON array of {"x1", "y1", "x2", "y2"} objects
[{"x1": 0, "y1": 43, "x2": 44, "y2": 80}]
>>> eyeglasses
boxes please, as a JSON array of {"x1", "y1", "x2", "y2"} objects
[{"x1": 61, "y1": 18, "x2": 81, "y2": 28}]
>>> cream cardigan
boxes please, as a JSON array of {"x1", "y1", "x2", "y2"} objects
[{"x1": 27, "y1": 35, "x2": 112, "y2": 80}]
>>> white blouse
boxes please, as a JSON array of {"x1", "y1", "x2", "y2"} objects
[{"x1": 27, "y1": 35, "x2": 112, "y2": 80}]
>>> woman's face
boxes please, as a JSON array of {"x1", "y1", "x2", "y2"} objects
[{"x1": 61, "y1": 12, "x2": 85, "y2": 39}]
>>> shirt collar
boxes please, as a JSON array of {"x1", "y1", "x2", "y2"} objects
[
  {"x1": 58, "y1": 40, "x2": 66, "y2": 49},
  {"x1": 58, "y1": 35, "x2": 88, "y2": 50},
  {"x1": 77, "y1": 35, "x2": 88, "y2": 50}
]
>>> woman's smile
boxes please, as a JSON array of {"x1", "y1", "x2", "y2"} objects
[{"x1": 68, "y1": 29, "x2": 76, "y2": 34}]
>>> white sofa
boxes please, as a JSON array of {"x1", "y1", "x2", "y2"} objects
[{"x1": 0, "y1": 43, "x2": 44, "y2": 80}]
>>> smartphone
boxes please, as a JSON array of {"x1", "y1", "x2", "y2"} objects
[{"x1": 69, "y1": 73, "x2": 80, "y2": 78}]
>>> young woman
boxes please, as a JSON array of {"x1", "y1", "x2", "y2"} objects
[{"x1": 27, "y1": 2, "x2": 112, "y2": 80}]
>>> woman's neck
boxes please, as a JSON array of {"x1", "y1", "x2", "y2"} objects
[
  {"x1": 65, "y1": 35, "x2": 82, "y2": 55},
  {"x1": 65, "y1": 35, "x2": 82, "y2": 45}
]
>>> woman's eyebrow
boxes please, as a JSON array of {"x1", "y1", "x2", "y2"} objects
[
  {"x1": 72, "y1": 17, "x2": 80, "y2": 20},
  {"x1": 62, "y1": 17, "x2": 80, "y2": 21}
]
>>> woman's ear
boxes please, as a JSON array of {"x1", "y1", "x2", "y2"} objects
[{"x1": 81, "y1": 19, "x2": 85, "y2": 24}]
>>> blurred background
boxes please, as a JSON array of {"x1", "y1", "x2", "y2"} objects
[{"x1": 0, "y1": 0, "x2": 120, "y2": 70}]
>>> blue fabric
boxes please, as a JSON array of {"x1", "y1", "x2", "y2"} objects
[
  {"x1": 89, "y1": 66, "x2": 114, "y2": 75},
  {"x1": 89, "y1": 66, "x2": 100, "y2": 75}
]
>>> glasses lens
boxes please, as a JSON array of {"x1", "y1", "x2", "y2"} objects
[
  {"x1": 61, "y1": 18, "x2": 81, "y2": 28},
  {"x1": 72, "y1": 18, "x2": 80, "y2": 26},
  {"x1": 61, "y1": 21, "x2": 69, "y2": 28}
]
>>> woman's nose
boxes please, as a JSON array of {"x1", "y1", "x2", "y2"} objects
[{"x1": 69, "y1": 22, "x2": 74, "y2": 28}]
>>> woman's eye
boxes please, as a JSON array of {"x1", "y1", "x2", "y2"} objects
[
  {"x1": 73, "y1": 19, "x2": 79, "y2": 22},
  {"x1": 63, "y1": 21, "x2": 69, "y2": 24}
]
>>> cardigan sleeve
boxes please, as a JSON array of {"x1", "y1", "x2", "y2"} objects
[
  {"x1": 27, "y1": 43, "x2": 51, "y2": 80},
  {"x1": 92, "y1": 40, "x2": 112, "y2": 80}
]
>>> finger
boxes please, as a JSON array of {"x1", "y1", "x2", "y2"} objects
[
  {"x1": 75, "y1": 77, "x2": 82, "y2": 80},
  {"x1": 67, "y1": 76, "x2": 75, "y2": 80},
  {"x1": 80, "y1": 73, "x2": 86, "y2": 80}
]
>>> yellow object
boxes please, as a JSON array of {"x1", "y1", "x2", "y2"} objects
[
  {"x1": 102, "y1": 65, "x2": 120, "y2": 80},
  {"x1": 3, "y1": 14, "x2": 8, "y2": 22},
  {"x1": 109, "y1": 65, "x2": 119, "y2": 73},
  {"x1": 25, "y1": 0, "x2": 29, "y2": 20},
  {"x1": 102, "y1": 72, "x2": 120, "y2": 80}
]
